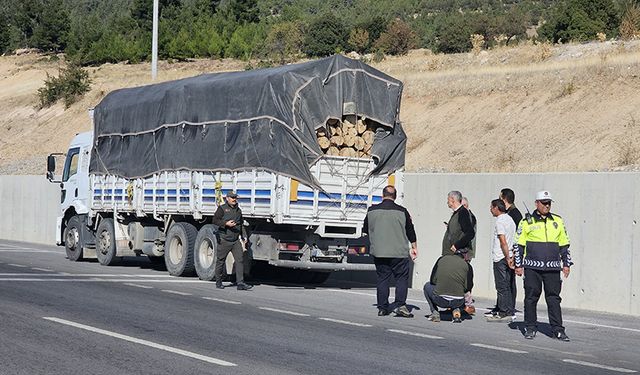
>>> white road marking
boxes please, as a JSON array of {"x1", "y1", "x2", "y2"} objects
[
  {"x1": 0, "y1": 278, "x2": 207, "y2": 283},
  {"x1": 161, "y1": 289, "x2": 192, "y2": 296},
  {"x1": 123, "y1": 283, "x2": 154, "y2": 289},
  {"x1": 387, "y1": 329, "x2": 443, "y2": 340},
  {"x1": 42, "y1": 317, "x2": 236, "y2": 366},
  {"x1": 258, "y1": 307, "x2": 310, "y2": 317},
  {"x1": 318, "y1": 317, "x2": 372, "y2": 327},
  {"x1": 31, "y1": 268, "x2": 55, "y2": 272},
  {"x1": 0, "y1": 249, "x2": 63, "y2": 253},
  {"x1": 328, "y1": 289, "x2": 427, "y2": 305},
  {"x1": 202, "y1": 297, "x2": 242, "y2": 305},
  {"x1": 563, "y1": 319, "x2": 640, "y2": 334},
  {"x1": 470, "y1": 343, "x2": 528, "y2": 353},
  {"x1": 563, "y1": 359, "x2": 637, "y2": 373},
  {"x1": 7, "y1": 264, "x2": 27, "y2": 268}
]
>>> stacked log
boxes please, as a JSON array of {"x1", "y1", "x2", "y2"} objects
[{"x1": 315, "y1": 115, "x2": 380, "y2": 158}]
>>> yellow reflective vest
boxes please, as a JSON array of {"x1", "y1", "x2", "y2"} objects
[{"x1": 514, "y1": 210, "x2": 572, "y2": 271}]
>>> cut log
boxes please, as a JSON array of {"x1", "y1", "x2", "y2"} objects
[
  {"x1": 316, "y1": 127, "x2": 327, "y2": 137},
  {"x1": 318, "y1": 136, "x2": 330, "y2": 150},
  {"x1": 330, "y1": 126, "x2": 343, "y2": 137},
  {"x1": 330, "y1": 135, "x2": 344, "y2": 146},
  {"x1": 343, "y1": 134, "x2": 355, "y2": 147},
  {"x1": 345, "y1": 127, "x2": 357, "y2": 138},
  {"x1": 327, "y1": 146, "x2": 340, "y2": 156},
  {"x1": 339, "y1": 147, "x2": 357, "y2": 157},
  {"x1": 356, "y1": 119, "x2": 367, "y2": 134},
  {"x1": 362, "y1": 130, "x2": 375, "y2": 145},
  {"x1": 354, "y1": 137, "x2": 365, "y2": 151}
]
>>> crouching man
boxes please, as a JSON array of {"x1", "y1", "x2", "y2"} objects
[{"x1": 423, "y1": 252, "x2": 474, "y2": 323}]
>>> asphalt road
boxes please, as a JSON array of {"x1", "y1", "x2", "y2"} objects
[{"x1": 0, "y1": 239, "x2": 638, "y2": 375}]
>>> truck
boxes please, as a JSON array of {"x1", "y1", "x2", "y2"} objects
[{"x1": 47, "y1": 55, "x2": 407, "y2": 283}]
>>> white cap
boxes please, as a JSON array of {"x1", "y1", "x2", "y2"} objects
[{"x1": 535, "y1": 190, "x2": 553, "y2": 201}]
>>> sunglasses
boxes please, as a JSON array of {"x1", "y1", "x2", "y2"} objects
[{"x1": 539, "y1": 200, "x2": 552, "y2": 206}]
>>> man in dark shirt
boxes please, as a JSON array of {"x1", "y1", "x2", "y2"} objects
[
  {"x1": 212, "y1": 191, "x2": 252, "y2": 290},
  {"x1": 423, "y1": 253, "x2": 474, "y2": 323},
  {"x1": 442, "y1": 191, "x2": 475, "y2": 256},
  {"x1": 500, "y1": 188, "x2": 523, "y2": 227},
  {"x1": 363, "y1": 185, "x2": 418, "y2": 318}
]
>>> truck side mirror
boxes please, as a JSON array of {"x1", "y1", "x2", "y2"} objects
[{"x1": 47, "y1": 155, "x2": 56, "y2": 181}]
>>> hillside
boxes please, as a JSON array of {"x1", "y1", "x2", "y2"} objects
[{"x1": 1, "y1": 40, "x2": 640, "y2": 175}]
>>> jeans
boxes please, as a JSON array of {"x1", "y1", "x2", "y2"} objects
[
  {"x1": 373, "y1": 257, "x2": 410, "y2": 311},
  {"x1": 493, "y1": 258, "x2": 515, "y2": 315},
  {"x1": 423, "y1": 282, "x2": 465, "y2": 314}
]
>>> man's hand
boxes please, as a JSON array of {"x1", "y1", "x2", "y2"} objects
[
  {"x1": 515, "y1": 267, "x2": 523, "y2": 277},
  {"x1": 225, "y1": 220, "x2": 236, "y2": 227},
  {"x1": 507, "y1": 257, "x2": 515, "y2": 270},
  {"x1": 410, "y1": 246, "x2": 418, "y2": 261},
  {"x1": 450, "y1": 245, "x2": 456, "y2": 253},
  {"x1": 562, "y1": 266, "x2": 570, "y2": 278}
]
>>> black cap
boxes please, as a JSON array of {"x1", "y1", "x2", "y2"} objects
[{"x1": 226, "y1": 191, "x2": 238, "y2": 198}]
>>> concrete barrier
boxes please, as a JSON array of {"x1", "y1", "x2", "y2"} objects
[
  {"x1": 1, "y1": 173, "x2": 638, "y2": 315},
  {"x1": 404, "y1": 172, "x2": 640, "y2": 316}
]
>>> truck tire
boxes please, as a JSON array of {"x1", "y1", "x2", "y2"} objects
[
  {"x1": 164, "y1": 222, "x2": 197, "y2": 277},
  {"x1": 96, "y1": 218, "x2": 119, "y2": 266},
  {"x1": 194, "y1": 225, "x2": 217, "y2": 281},
  {"x1": 64, "y1": 215, "x2": 84, "y2": 262}
]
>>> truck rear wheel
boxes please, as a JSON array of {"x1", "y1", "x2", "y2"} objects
[
  {"x1": 64, "y1": 215, "x2": 84, "y2": 261},
  {"x1": 194, "y1": 225, "x2": 217, "y2": 281},
  {"x1": 96, "y1": 218, "x2": 119, "y2": 266},
  {"x1": 165, "y1": 222, "x2": 197, "y2": 277}
]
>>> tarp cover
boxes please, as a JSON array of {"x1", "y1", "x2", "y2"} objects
[{"x1": 90, "y1": 55, "x2": 406, "y2": 188}]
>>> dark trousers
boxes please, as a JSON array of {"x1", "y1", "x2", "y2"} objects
[
  {"x1": 373, "y1": 257, "x2": 410, "y2": 311},
  {"x1": 524, "y1": 268, "x2": 564, "y2": 333},
  {"x1": 215, "y1": 239, "x2": 245, "y2": 284},
  {"x1": 493, "y1": 259, "x2": 515, "y2": 315},
  {"x1": 423, "y1": 282, "x2": 465, "y2": 313}
]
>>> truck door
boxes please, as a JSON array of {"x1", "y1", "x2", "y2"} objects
[{"x1": 60, "y1": 147, "x2": 80, "y2": 212}]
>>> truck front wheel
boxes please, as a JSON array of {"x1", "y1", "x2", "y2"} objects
[
  {"x1": 164, "y1": 222, "x2": 197, "y2": 277},
  {"x1": 96, "y1": 218, "x2": 119, "y2": 266},
  {"x1": 194, "y1": 225, "x2": 217, "y2": 281},
  {"x1": 64, "y1": 216, "x2": 84, "y2": 261}
]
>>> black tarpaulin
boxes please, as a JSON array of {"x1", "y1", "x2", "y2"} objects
[{"x1": 89, "y1": 55, "x2": 406, "y2": 188}]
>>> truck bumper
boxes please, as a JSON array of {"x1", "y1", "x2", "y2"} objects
[{"x1": 268, "y1": 259, "x2": 375, "y2": 271}]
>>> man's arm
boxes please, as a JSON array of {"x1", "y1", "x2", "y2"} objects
[
  {"x1": 404, "y1": 208, "x2": 418, "y2": 260},
  {"x1": 514, "y1": 220, "x2": 526, "y2": 276},
  {"x1": 212, "y1": 206, "x2": 225, "y2": 228},
  {"x1": 465, "y1": 263, "x2": 474, "y2": 292},
  {"x1": 453, "y1": 208, "x2": 475, "y2": 250}
]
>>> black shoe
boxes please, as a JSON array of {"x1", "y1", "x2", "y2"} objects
[
  {"x1": 554, "y1": 331, "x2": 570, "y2": 342},
  {"x1": 483, "y1": 307, "x2": 499, "y2": 317},
  {"x1": 215, "y1": 281, "x2": 224, "y2": 289},
  {"x1": 524, "y1": 328, "x2": 537, "y2": 339},
  {"x1": 236, "y1": 282, "x2": 253, "y2": 290},
  {"x1": 394, "y1": 305, "x2": 414, "y2": 318},
  {"x1": 452, "y1": 308, "x2": 462, "y2": 323},
  {"x1": 378, "y1": 308, "x2": 390, "y2": 316}
]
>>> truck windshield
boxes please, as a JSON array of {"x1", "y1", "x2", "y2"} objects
[{"x1": 62, "y1": 147, "x2": 80, "y2": 182}]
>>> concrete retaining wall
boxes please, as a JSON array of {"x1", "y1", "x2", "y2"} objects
[
  {"x1": 404, "y1": 172, "x2": 640, "y2": 316},
  {"x1": 1, "y1": 173, "x2": 638, "y2": 315}
]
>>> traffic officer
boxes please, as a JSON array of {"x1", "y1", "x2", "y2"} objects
[{"x1": 514, "y1": 190, "x2": 572, "y2": 341}]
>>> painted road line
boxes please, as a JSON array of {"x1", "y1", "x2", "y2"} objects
[
  {"x1": 7, "y1": 264, "x2": 27, "y2": 268},
  {"x1": 161, "y1": 289, "x2": 192, "y2": 296},
  {"x1": 42, "y1": 317, "x2": 236, "y2": 366},
  {"x1": 328, "y1": 289, "x2": 427, "y2": 305},
  {"x1": 563, "y1": 319, "x2": 640, "y2": 334},
  {"x1": 258, "y1": 307, "x2": 310, "y2": 317},
  {"x1": 0, "y1": 249, "x2": 62, "y2": 253},
  {"x1": 123, "y1": 283, "x2": 154, "y2": 289},
  {"x1": 0, "y1": 278, "x2": 207, "y2": 283},
  {"x1": 470, "y1": 343, "x2": 528, "y2": 354},
  {"x1": 563, "y1": 359, "x2": 637, "y2": 373},
  {"x1": 318, "y1": 317, "x2": 372, "y2": 327},
  {"x1": 202, "y1": 297, "x2": 242, "y2": 305},
  {"x1": 387, "y1": 329, "x2": 443, "y2": 340},
  {"x1": 31, "y1": 268, "x2": 55, "y2": 272}
]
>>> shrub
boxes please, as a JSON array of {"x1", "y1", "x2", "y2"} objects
[
  {"x1": 619, "y1": 1, "x2": 640, "y2": 40},
  {"x1": 348, "y1": 28, "x2": 369, "y2": 54},
  {"x1": 373, "y1": 19, "x2": 417, "y2": 56},
  {"x1": 265, "y1": 21, "x2": 303, "y2": 64},
  {"x1": 37, "y1": 64, "x2": 91, "y2": 108},
  {"x1": 303, "y1": 13, "x2": 348, "y2": 57}
]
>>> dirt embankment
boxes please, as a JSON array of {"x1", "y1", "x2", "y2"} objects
[{"x1": 1, "y1": 41, "x2": 640, "y2": 175}]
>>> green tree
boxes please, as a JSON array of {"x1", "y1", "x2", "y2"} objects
[
  {"x1": 373, "y1": 19, "x2": 417, "y2": 55},
  {"x1": 303, "y1": 13, "x2": 348, "y2": 57},
  {"x1": 30, "y1": 0, "x2": 70, "y2": 51},
  {"x1": 226, "y1": 22, "x2": 266, "y2": 59},
  {"x1": 434, "y1": 12, "x2": 473, "y2": 53},
  {"x1": 0, "y1": 13, "x2": 9, "y2": 53},
  {"x1": 265, "y1": 21, "x2": 303, "y2": 64},
  {"x1": 539, "y1": 0, "x2": 620, "y2": 42}
]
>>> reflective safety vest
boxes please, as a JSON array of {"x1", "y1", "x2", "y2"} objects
[{"x1": 514, "y1": 210, "x2": 572, "y2": 271}]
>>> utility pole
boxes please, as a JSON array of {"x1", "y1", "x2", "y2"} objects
[{"x1": 151, "y1": 0, "x2": 159, "y2": 80}]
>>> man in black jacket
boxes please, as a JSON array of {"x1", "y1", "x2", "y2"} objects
[
  {"x1": 442, "y1": 191, "x2": 475, "y2": 256},
  {"x1": 212, "y1": 191, "x2": 252, "y2": 290}
]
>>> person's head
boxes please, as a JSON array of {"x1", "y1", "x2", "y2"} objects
[
  {"x1": 447, "y1": 191, "x2": 462, "y2": 210},
  {"x1": 490, "y1": 198, "x2": 506, "y2": 217},
  {"x1": 226, "y1": 191, "x2": 239, "y2": 206},
  {"x1": 461, "y1": 196, "x2": 470, "y2": 210},
  {"x1": 382, "y1": 185, "x2": 397, "y2": 201},
  {"x1": 534, "y1": 190, "x2": 553, "y2": 216},
  {"x1": 500, "y1": 188, "x2": 515, "y2": 207}
]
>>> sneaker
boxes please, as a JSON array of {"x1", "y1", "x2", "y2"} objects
[
  {"x1": 484, "y1": 307, "x2": 499, "y2": 317},
  {"x1": 464, "y1": 305, "x2": 476, "y2": 315},
  {"x1": 215, "y1": 281, "x2": 224, "y2": 289},
  {"x1": 378, "y1": 308, "x2": 390, "y2": 316},
  {"x1": 236, "y1": 282, "x2": 253, "y2": 290},
  {"x1": 452, "y1": 308, "x2": 462, "y2": 323},
  {"x1": 427, "y1": 313, "x2": 441, "y2": 322},
  {"x1": 524, "y1": 328, "x2": 536, "y2": 339},
  {"x1": 554, "y1": 331, "x2": 570, "y2": 342},
  {"x1": 394, "y1": 305, "x2": 414, "y2": 318},
  {"x1": 486, "y1": 312, "x2": 513, "y2": 323}
]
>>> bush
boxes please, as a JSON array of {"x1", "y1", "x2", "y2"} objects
[
  {"x1": 265, "y1": 21, "x2": 303, "y2": 64},
  {"x1": 303, "y1": 13, "x2": 348, "y2": 57},
  {"x1": 619, "y1": 1, "x2": 640, "y2": 40},
  {"x1": 37, "y1": 64, "x2": 91, "y2": 108},
  {"x1": 374, "y1": 19, "x2": 417, "y2": 56},
  {"x1": 539, "y1": 0, "x2": 620, "y2": 43}
]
